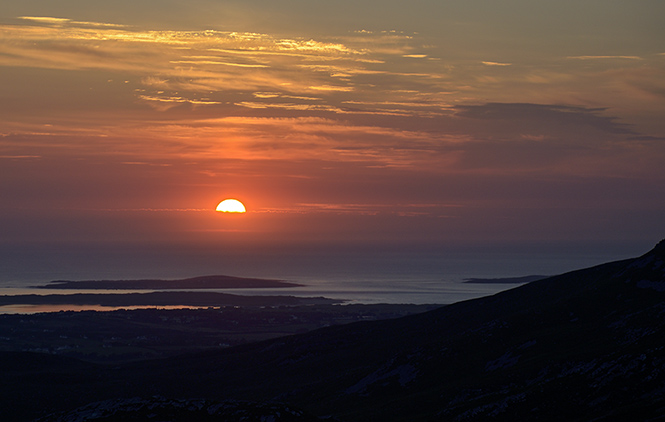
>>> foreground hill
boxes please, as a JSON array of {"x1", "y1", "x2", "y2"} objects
[{"x1": 3, "y1": 240, "x2": 665, "y2": 421}]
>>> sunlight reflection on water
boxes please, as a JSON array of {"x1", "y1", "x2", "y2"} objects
[
  {"x1": 0, "y1": 304, "x2": 208, "y2": 315},
  {"x1": 0, "y1": 278, "x2": 524, "y2": 314},
  {"x1": 1, "y1": 247, "x2": 603, "y2": 313}
]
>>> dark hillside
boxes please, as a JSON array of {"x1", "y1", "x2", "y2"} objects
[{"x1": 3, "y1": 240, "x2": 665, "y2": 421}]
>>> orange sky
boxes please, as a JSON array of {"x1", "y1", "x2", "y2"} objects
[{"x1": 1, "y1": 1, "x2": 664, "y2": 280}]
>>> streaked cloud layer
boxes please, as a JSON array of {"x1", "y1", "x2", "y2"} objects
[{"x1": 1, "y1": 0, "x2": 664, "y2": 276}]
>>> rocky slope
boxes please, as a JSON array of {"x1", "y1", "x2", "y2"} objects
[
  {"x1": 37, "y1": 397, "x2": 318, "y2": 422},
  {"x1": 3, "y1": 240, "x2": 665, "y2": 421}
]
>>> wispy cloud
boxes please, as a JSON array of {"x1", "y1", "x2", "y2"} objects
[
  {"x1": 0, "y1": 155, "x2": 42, "y2": 159},
  {"x1": 566, "y1": 55, "x2": 643, "y2": 60},
  {"x1": 0, "y1": 16, "x2": 447, "y2": 121},
  {"x1": 482, "y1": 61, "x2": 512, "y2": 66},
  {"x1": 4, "y1": 15, "x2": 662, "y2": 138},
  {"x1": 254, "y1": 202, "x2": 462, "y2": 217},
  {"x1": 136, "y1": 95, "x2": 223, "y2": 113},
  {"x1": 18, "y1": 16, "x2": 128, "y2": 28},
  {"x1": 170, "y1": 60, "x2": 269, "y2": 68},
  {"x1": 1, "y1": 16, "x2": 663, "y2": 177},
  {"x1": 235, "y1": 101, "x2": 343, "y2": 112},
  {"x1": 307, "y1": 85, "x2": 355, "y2": 92}
]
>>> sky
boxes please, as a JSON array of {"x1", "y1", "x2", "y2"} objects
[{"x1": 1, "y1": 1, "x2": 665, "y2": 281}]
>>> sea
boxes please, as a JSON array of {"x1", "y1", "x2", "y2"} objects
[{"x1": 0, "y1": 241, "x2": 648, "y2": 314}]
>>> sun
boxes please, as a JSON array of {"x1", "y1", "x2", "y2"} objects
[{"x1": 216, "y1": 199, "x2": 246, "y2": 213}]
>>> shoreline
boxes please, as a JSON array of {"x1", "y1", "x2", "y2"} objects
[
  {"x1": 0, "y1": 291, "x2": 341, "y2": 309},
  {"x1": 36, "y1": 275, "x2": 302, "y2": 290}
]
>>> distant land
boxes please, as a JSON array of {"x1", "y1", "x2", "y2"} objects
[
  {"x1": 2, "y1": 239, "x2": 665, "y2": 421},
  {"x1": 463, "y1": 275, "x2": 549, "y2": 283},
  {"x1": 36, "y1": 275, "x2": 302, "y2": 290},
  {"x1": 0, "y1": 291, "x2": 337, "y2": 308},
  {"x1": 0, "y1": 303, "x2": 438, "y2": 363}
]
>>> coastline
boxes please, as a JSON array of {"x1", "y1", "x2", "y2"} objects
[
  {"x1": 0, "y1": 291, "x2": 342, "y2": 308},
  {"x1": 0, "y1": 277, "x2": 530, "y2": 314},
  {"x1": 37, "y1": 275, "x2": 302, "y2": 290}
]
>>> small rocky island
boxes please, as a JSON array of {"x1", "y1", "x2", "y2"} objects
[{"x1": 463, "y1": 275, "x2": 548, "y2": 284}]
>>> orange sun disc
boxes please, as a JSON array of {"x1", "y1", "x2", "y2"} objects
[{"x1": 216, "y1": 199, "x2": 246, "y2": 213}]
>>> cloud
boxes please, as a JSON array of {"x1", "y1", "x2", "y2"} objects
[
  {"x1": 307, "y1": 85, "x2": 355, "y2": 92},
  {"x1": 6, "y1": 14, "x2": 661, "y2": 139},
  {"x1": 436, "y1": 102, "x2": 665, "y2": 178},
  {"x1": 18, "y1": 16, "x2": 128, "y2": 28},
  {"x1": 453, "y1": 103, "x2": 635, "y2": 136},
  {"x1": 566, "y1": 55, "x2": 643, "y2": 60},
  {"x1": 139, "y1": 95, "x2": 221, "y2": 105},
  {"x1": 253, "y1": 202, "x2": 462, "y2": 218},
  {"x1": 0, "y1": 155, "x2": 42, "y2": 159},
  {"x1": 170, "y1": 60, "x2": 269, "y2": 68},
  {"x1": 18, "y1": 16, "x2": 71, "y2": 24},
  {"x1": 234, "y1": 101, "x2": 343, "y2": 112},
  {"x1": 481, "y1": 61, "x2": 512, "y2": 66},
  {"x1": 0, "y1": 16, "x2": 447, "y2": 122},
  {"x1": 1, "y1": 17, "x2": 662, "y2": 179}
]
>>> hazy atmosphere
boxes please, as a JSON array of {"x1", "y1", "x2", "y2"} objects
[
  {"x1": 2, "y1": 0, "x2": 664, "y2": 282},
  {"x1": 3, "y1": 3, "x2": 665, "y2": 421}
]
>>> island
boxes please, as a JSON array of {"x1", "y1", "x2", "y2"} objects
[
  {"x1": 35, "y1": 275, "x2": 302, "y2": 290},
  {"x1": 463, "y1": 275, "x2": 549, "y2": 284}
]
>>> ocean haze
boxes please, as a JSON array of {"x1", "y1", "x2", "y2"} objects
[
  {"x1": 1, "y1": 3, "x2": 663, "y2": 272},
  {"x1": 0, "y1": 239, "x2": 653, "y2": 304},
  {"x1": 0, "y1": 1, "x2": 663, "y2": 418}
]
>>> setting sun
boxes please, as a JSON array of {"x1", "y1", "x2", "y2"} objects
[{"x1": 216, "y1": 199, "x2": 246, "y2": 213}]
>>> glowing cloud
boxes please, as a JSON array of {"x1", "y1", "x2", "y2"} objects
[
  {"x1": 566, "y1": 55, "x2": 643, "y2": 60},
  {"x1": 482, "y1": 61, "x2": 512, "y2": 66},
  {"x1": 1, "y1": 2, "x2": 664, "y2": 262}
]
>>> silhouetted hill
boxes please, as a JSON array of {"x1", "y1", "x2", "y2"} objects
[{"x1": 3, "y1": 240, "x2": 665, "y2": 421}]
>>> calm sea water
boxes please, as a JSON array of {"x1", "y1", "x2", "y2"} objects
[{"x1": 0, "y1": 243, "x2": 642, "y2": 314}]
